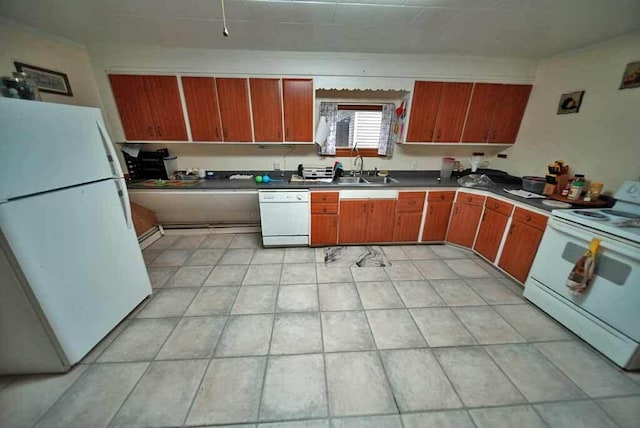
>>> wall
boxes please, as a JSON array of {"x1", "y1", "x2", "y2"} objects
[
  {"x1": 502, "y1": 32, "x2": 640, "y2": 193},
  {"x1": 0, "y1": 20, "x2": 103, "y2": 108},
  {"x1": 88, "y1": 45, "x2": 537, "y2": 172}
]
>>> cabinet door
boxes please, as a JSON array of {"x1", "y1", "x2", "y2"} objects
[
  {"x1": 282, "y1": 79, "x2": 313, "y2": 142},
  {"x1": 250, "y1": 78, "x2": 283, "y2": 142},
  {"x1": 473, "y1": 209, "x2": 509, "y2": 262},
  {"x1": 338, "y1": 200, "x2": 368, "y2": 244},
  {"x1": 498, "y1": 220, "x2": 544, "y2": 283},
  {"x1": 393, "y1": 212, "x2": 423, "y2": 242},
  {"x1": 446, "y1": 202, "x2": 483, "y2": 248},
  {"x1": 461, "y1": 83, "x2": 501, "y2": 143},
  {"x1": 143, "y1": 76, "x2": 188, "y2": 141},
  {"x1": 215, "y1": 78, "x2": 253, "y2": 142},
  {"x1": 433, "y1": 82, "x2": 473, "y2": 142},
  {"x1": 311, "y1": 214, "x2": 338, "y2": 246},
  {"x1": 489, "y1": 84, "x2": 532, "y2": 144},
  {"x1": 406, "y1": 81, "x2": 443, "y2": 142},
  {"x1": 422, "y1": 201, "x2": 453, "y2": 242},
  {"x1": 108, "y1": 74, "x2": 156, "y2": 141},
  {"x1": 181, "y1": 76, "x2": 222, "y2": 142},
  {"x1": 365, "y1": 199, "x2": 397, "y2": 243}
]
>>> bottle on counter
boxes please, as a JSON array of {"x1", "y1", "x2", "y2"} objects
[{"x1": 567, "y1": 180, "x2": 585, "y2": 200}]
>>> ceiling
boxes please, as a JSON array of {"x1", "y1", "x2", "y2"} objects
[{"x1": 2, "y1": 0, "x2": 640, "y2": 59}]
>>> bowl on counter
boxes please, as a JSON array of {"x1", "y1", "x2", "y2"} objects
[{"x1": 522, "y1": 176, "x2": 546, "y2": 194}]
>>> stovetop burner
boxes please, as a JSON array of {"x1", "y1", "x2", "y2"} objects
[
  {"x1": 571, "y1": 210, "x2": 609, "y2": 220},
  {"x1": 600, "y1": 209, "x2": 640, "y2": 219}
]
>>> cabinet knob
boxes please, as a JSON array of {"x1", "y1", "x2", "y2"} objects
[
  {"x1": 223, "y1": 128, "x2": 228, "y2": 139},
  {"x1": 322, "y1": 195, "x2": 327, "y2": 201},
  {"x1": 148, "y1": 126, "x2": 154, "y2": 137},
  {"x1": 429, "y1": 206, "x2": 433, "y2": 214},
  {"x1": 429, "y1": 129, "x2": 434, "y2": 140},
  {"x1": 483, "y1": 130, "x2": 489, "y2": 141},
  {"x1": 525, "y1": 215, "x2": 532, "y2": 221},
  {"x1": 509, "y1": 224, "x2": 515, "y2": 234},
  {"x1": 437, "y1": 130, "x2": 442, "y2": 140},
  {"x1": 408, "y1": 200, "x2": 416, "y2": 206},
  {"x1": 494, "y1": 203, "x2": 499, "y2": 209},
  {"x1": 155, "y1": 126, "x2": 162, "y2": 137},
  {"x1": 215, "y1": 128, "x2": 221, "y2": 139},
  {"x1": 440, "y1": 194, "x2": 444, "y2": 200},
  {"x1": 467, "y1": 197, "x2": 472, "y2": 202}
]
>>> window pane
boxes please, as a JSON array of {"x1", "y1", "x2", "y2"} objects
[{"x1": 354, "y1": 111, "x2": 382, "y2": 149}]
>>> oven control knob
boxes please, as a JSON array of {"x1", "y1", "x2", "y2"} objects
[{"x1": 296, "y1": 195, "x2": 303, "y2": 200}]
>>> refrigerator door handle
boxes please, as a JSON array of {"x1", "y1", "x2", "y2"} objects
[
  {"x1": 116, "y1": 178, "x2": 133, "y2": 229},
  {"x1": 96, "y1": 120, "x2": 124, "y2": 178}
]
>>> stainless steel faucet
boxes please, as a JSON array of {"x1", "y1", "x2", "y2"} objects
[{"x1": 353, "y1": 155, "x2": 364, "y2": 178}]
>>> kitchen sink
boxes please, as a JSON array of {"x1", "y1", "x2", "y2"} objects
[
  {"x1": 362, "y1": 176, "x2": 399, "y2": 184},
  {"x1": 336, "y1": 176, "x2": 366, "y2": 185}
]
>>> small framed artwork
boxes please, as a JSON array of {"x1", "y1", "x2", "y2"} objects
[
  {"x1": 619, "y1": 61, "x2": 640, "y2": 90},
  {"x1": 14, "y1": 62, "x2": 73, "y2": 96},
  {"x1": 557, "y1": 91, "x2": 584, "y2": 114}
]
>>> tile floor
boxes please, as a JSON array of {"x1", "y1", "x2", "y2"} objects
[{"x1": 2, "y1": 233, "x2": 640, "y2": 428}]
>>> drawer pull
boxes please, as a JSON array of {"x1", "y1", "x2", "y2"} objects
[
  {"x1": 322, "y1": 195, "x2": 327, "y2": 201},
  {"x1": 526, "y1": 215, "x2": 532, "y2": 221},
  {"x1": 440, "y1": 194, "x2": 444, "y2": 200},
  {"x1": 494, "y1": 203, "x2": 499, "y2": 209},
  {"x1": 408, "y1": 201, "x2": 416, "y2": 206},
  {"x1": 466, "y1": 197, "x2": 472, "y2": 202}
]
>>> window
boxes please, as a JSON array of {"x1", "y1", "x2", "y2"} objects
[{"x1": 335, "y1": 105, "x2": 384, "y2": 157}]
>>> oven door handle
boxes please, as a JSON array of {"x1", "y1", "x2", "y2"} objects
[{"x1": 547, "y1": 219, "x2": 639, "y2": 261}]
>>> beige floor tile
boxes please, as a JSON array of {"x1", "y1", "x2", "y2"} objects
[{"x1": 156, "y1": 316, "x2": 225, "y2": 360}]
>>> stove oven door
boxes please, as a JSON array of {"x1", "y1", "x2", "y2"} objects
[{"x1": 526, "y1": 218, "x2": 640, "y2": 342}]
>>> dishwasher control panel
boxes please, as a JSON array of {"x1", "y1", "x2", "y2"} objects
[{"x1": 259, "y1": 190, "x2": 310, "y2": 203}]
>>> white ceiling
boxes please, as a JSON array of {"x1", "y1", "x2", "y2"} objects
[{"x1": 2, "y1": 0, "x2": 640, "y2": 59}]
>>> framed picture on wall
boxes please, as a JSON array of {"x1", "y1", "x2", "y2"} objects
[
  {"x1": 14, "y1": 62, "x2": 73, "y2": 96},
  {"x1": 557, "y1": 91, "x2": 585, "y2": 114},
  {"x1": 619, "y1": 61, "x2": 640, "y2": 89}
]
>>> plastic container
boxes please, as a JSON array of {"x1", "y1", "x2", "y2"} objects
[
  {"x1": 522, "y1": 176, "x2": 546, "y2": 194},
  {"x1": 440, "y1": 157, "x2": 455, "y2": 179},
  {"x1": 567, "y1": 181, "x2": 585, "y2": 200}
]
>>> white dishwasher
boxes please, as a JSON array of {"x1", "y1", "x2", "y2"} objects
[{"x1": 259, "y1": 190, "x2": 310, "y2": 247}]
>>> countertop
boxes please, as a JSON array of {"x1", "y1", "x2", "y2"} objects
[{"x1": 127, "y1": 170, "x2": 585, "y2": 213}]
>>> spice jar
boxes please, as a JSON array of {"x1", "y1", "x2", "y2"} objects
[{"x1": 567, "y1": 180, "x2": 585, "y2": 200}]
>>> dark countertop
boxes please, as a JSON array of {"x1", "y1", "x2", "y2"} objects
[{"x1": 126, "y1": 170, "x2": 579, "y2": 213}]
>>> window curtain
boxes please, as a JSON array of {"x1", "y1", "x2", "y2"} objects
[
  {"x1": 317, "y1": 102, "x2": 396, "y2": 156},
  {"x1": 317, "y1": 102, "x2": 338, "y2": 155},
  {"x1": 378, "y1": 103, "x2": 396, "y2": 157}
]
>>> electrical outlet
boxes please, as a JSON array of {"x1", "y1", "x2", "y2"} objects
[
  {"x1": 411, "y1": 161, "x2": 418, "y2": 170},
  {"x1": 273, "y1": 160, "x2": 281, "y2": 170}
]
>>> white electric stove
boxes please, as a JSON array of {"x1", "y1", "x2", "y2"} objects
[{"x1": 525, "y1": 181, "x2": 640, "y2": 370}]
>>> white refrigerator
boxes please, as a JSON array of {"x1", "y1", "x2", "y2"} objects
[{"x1": 0, "y1": 98, "x2": 152, "y2": 374}]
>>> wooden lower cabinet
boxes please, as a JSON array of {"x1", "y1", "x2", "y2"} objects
[
  {"x1": 474, "y1": 209, "x2": 510, "y2": 262},
  {"x1": 446, "y1": 202, "x2": 483, "y2": 248},
  {"x1": 498, "y1": 219, "x2": 545, "y2": 283},
  {"x1": 394, "y1": 212, "x2": 423, "y2": 242},
  {"x1": 338, "y1": 199, "x2": 396, "y2": 244},
  {"x1": 311, "y1": 214, "x2": 338, "y2": 246},
  {"x1": 422, "y1": 201, "x2": 453, "y2": 241}
]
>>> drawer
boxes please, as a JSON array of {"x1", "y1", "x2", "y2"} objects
[
  {"x1": 485, "y1": 197, "x2": 514, "y2": 216},
  {"x1": 311, "y1": 203, "x2": 338, "y2": 214},
  {"x1": 397, "y1": 192, "x2": 426, "y2": 213},
  {"x1": 456, "y1": 192, "x2": 486, "y2": 206},
  {"x1": 513, "y1": 207, "x2": 548, "y2": 231},
  {"x1": 427, "y1": 191, "x2": 455, "y2": 202},
  {"x1": 311, "y1": 192, "x2": 339, "y2": 203}
]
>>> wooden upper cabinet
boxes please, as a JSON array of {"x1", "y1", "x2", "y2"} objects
[
  {"x1": 461, "y1": 83, "x2": 502, "y2": 143},
  {"x1": 181, "y1": 77, "x2": 222, "y2": 142},
  {"x1": 250, "y1": 78, "x2": 283, "y2": 142},
  {"x1": 142, "y1": 76, "x2": 188, "y2": 141},
  {"x1": 406, "y1": 81, "x2": 443, "y2": 142},
  {"x1": 498, "y1": 219, "x2": 545, "y2": 283},
  {"x1": 433, "y1": 82, "x2": 473, "y2": 142},
  {"x1": 282, "y1": 79, "x2": 313, "y2": 142},
  {"x1": 108, "y1": 74, "x2": 156, "y2": 141},
  {"x1": 365, "y1": 199, "x2": 397, "y2": 243},
  {"x1": 489, "y1": 84, "x2": 532, "y2": 144},
  {"x1": 446, "y1": 202, "x2": 483, "y2": 248},
  {"x1": 215, "y1": 78, "x2": 253, "y2": 142}
]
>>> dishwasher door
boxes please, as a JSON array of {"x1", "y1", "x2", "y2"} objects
[{"x1": 259, "y1": 191, "x2": 309, "y2": 246}]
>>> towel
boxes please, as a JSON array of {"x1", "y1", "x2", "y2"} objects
[{"x1": 566, "y1": 238, "x2": 601, "y2": 294}]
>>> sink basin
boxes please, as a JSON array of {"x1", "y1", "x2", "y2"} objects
[
  {"x1": 362, "y1": 176, "x2": 399, "y2": 184},
  {"x1": 337, "y1": 177, "x2": 366, "y2": 185}
]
